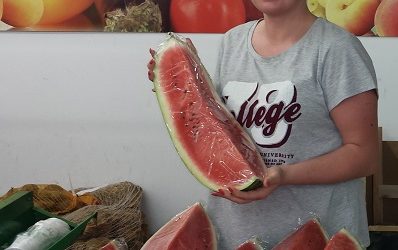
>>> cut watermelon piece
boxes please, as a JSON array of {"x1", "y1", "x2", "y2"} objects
[
  {"x1": 236, "y1": 237, "x2": 265, "y2": 250},
  {"x1": 141, "y1": 202, "x2": 217, "y2": 250},
  {"x1": 272, "y1": 219, "x2": 329, "y2": 250},
  {"x1": 153, "y1": 32, "x2": 266, "y2": 191},
  {"x1": 100, "y1": 239, "x2": 128, "y2": 250},
  {"x1": 324, "y1": 228, "x2": 363, "y2": 250},
  {"x1": 100, "y1": 242, "x2": 118, "y2": 250}
]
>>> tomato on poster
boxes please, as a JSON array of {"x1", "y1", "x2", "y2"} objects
[
  {"x1": 0, "y1": 0, "x2": 3, "y2": 20},
  {"x1": 243, "y1": 0, "x2": 263, "y2": 21},
  {"x1": 169, "y1": 0, "x2": 246, "y2": 33}
]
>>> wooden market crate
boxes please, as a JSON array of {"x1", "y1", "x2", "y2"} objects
[
  {"x1": 366, "y1": 134, "x2": 398, "y2": 226},
  {"x1": 366, "y1": 128, "x2": 398, "y2": 249}
]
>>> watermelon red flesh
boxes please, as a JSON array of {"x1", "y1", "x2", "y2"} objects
[
  {"x1": 100, "y1": 239, "x2": 127, "y2": 250},
  {"x1": 272, "y1": 219, "x2": 329, "y2": 250},
  {"x1": 141, "y1": 202, "x2": 217, "y2": 250},
  {"x1": 324, "y1": 228, "x2": 363, "y2": 250},
  {"x1": 236, "y1": 238, "x2": 264, "y2": 250},
  {"x1": 154, "y1": 33, "x2": 266, "y2": 191},
  {"x1": 100, "y1": 242, "x2": 118, "y2": 250}
]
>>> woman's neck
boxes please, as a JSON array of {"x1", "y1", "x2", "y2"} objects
[
  {"x1": 252, "y1": 8, "x2": 317, "y2": 57},
  {"x1": 263, "y1": 10, "x2": 316, "y2": 44}
]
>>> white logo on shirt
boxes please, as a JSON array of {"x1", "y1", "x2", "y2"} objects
[{"x1": 222, "y1": 81, "x2": 301, "y2": 148}]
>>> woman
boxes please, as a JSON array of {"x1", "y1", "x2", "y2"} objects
[{"x1": 148, "y1": 0, "x2": 379, "y2": 248}]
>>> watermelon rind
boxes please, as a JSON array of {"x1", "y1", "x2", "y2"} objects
[
  {"x1": 141, "y1": 202, "x2": 217, "y2": 250},
  {"x1": 272, "y1": 218, "x2": 329, "y2": 250},
  {"x1": 152, "y1": 32, "x2": 264, "y2": 192},
  {"x1": 241, "y1": 179, "x2": 263, "y2": 191},
  {"x1": 313, "y1": 218, "x2": 329, "y2": 240},
  {"x1": 236, "y1": 236, "x2": 265, "y2": 250},
  {"x1": 340, "y1": 228, "x2": 364, "y2": 249},
  {"x1": 325, "y1": 228, "x2": 364, "y2": 250}
]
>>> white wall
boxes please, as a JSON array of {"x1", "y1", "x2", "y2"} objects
[
  {"x1": 361, "y1": 37, "x2": 398, "y2": 140},
  {"x1": 0, "y1": 31, "x2": 397, "y2": 234}
]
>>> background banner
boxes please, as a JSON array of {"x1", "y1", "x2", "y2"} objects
[{"x1": 0, "y1": 0, "x2": 396, "y2": 36}]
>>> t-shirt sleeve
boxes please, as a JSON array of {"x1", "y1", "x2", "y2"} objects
[{"x1": 319, "y1": 35, "x2": 377, "y2": 111}]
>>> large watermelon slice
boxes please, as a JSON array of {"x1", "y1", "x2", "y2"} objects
[
  {"x1": 141, "y1": 202, "x2": 217, "y2": 250},
  {"x1": 324, "y1": 228, "x2": 363, "y2": 250},
  {"x1": 272, "y1": 218, "x2": 329, "y2": 250},
  {"x1": 152, "y1": 32, "x2": 266, "y2": 191},
  {"x1": 236, "y1": 237, "x2": 265, "y2": 250}
]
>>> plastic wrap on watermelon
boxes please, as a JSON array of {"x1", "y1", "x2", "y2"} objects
[
  {"x1": 236, "y1": 237, "x2": 266, "y2": 250},
  {"x1": 152, "y1": 32, "x2": 266, "y2": 192},
  {"x1": 100, "y1": 238, "x2": 128, "y2": 250},
  {"x1": 141, "y1": 202, "x2": 217, "y2": 250},
  {"x1": 324, "y1": 228, "x2": 364, "y2": 250},
  {"x1": 271, "y1": 218, "x2": 329, "y2": 250}
]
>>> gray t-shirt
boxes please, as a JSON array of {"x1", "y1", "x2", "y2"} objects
[{"x1": 207, "y1": 18, "x2": 377, "y2": 249}]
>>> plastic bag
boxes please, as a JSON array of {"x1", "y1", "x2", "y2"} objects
[
  {"x1": 6, "y1": 218, "x2": 70, "y2": 250},
  {"x1": 152, "y1": 33, "x2": 266, "y2": 191}
]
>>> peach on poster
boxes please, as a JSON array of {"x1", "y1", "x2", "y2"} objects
[
  {"x1": 375, "y1": 0, "x2": 398, "y2": 36},
  {"x1": 307, "y1": 0, "x2": 326, "y2": 18},
  {"x1": 37, "y1": 0, "x2": 94, "y2": 25},
  {"x1": 318, "y1": 0, "x2": 328, "y2": 7},
  {"x1": 33, "y1": 14, "x2": 97, "y2": 31},
  {"x1": 2, "y1": 0, "x2": 44, "y2": 27},
  {"x1": 326, "y1": 0, "x2": 380, "y2": 36},
  {"x1": 0, "y1": 0, "x2": 3, "y2": 20}
]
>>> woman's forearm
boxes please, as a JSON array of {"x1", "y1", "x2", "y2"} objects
[{"x1": 281, "y1": 141, "x2": 379, "y2": 185}]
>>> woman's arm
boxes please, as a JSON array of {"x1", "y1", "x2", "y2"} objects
[
  {"x1": 212, "y1": 90, "x2": 379, "y2": 203},
  {"x1": 283, "y1": 89, "x2": 379, "y2": 185}
]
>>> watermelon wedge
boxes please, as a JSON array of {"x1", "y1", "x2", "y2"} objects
[
  {"x1": 324, "y1": 228, "x2": 363, "y2": 250},
  {"x1": 100, "y1": 239, "x2": 127, "y2": 250},
  {"x1": 152, "y1": 32, "x2": 266, "y2": 191},
  {"x1": 236, "y1": 237, "x2": 265, "y2": 250},
  {"x1": 141, "y1": 202, "x2": 217, "y2": 250},
  {"x1": 272, "y1": 218, "x2": 329, "y2": 250}
]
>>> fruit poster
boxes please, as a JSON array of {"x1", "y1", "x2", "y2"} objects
[
  {"x1": 0, "y1": 0, "x2": 396, "y2": 36},
  {"x1": 307, "y1": 0, "x2": 397, "y2": 37}
]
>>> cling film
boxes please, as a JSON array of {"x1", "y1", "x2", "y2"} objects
[
  {"x1": 235, "y1": 236, "x2": 267, "y2": 250},
  {"x1": 152, "y1": 33, "x2": 267, "y2": 192}
]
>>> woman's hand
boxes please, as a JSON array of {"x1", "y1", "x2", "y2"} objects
[
  {"x1": 211, "y1": 166, "x2": 284, "y2": 204},
  {"x1": 147, "y1": 48, "x2": 156, "y2": 84}
]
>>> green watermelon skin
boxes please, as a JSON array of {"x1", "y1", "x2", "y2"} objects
[
  {"x1": 272, "y1": 219, "x2": 329, "y2": 250},
  {"x1": 153, "y1": 33, "x2": 266, "y2": 191},
  {"x1": 141, "y1": 202, "x2": 217, "y2": 250},
  {"x1": 324, "y1": 228, "x2": 363, "y2": 250}
]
